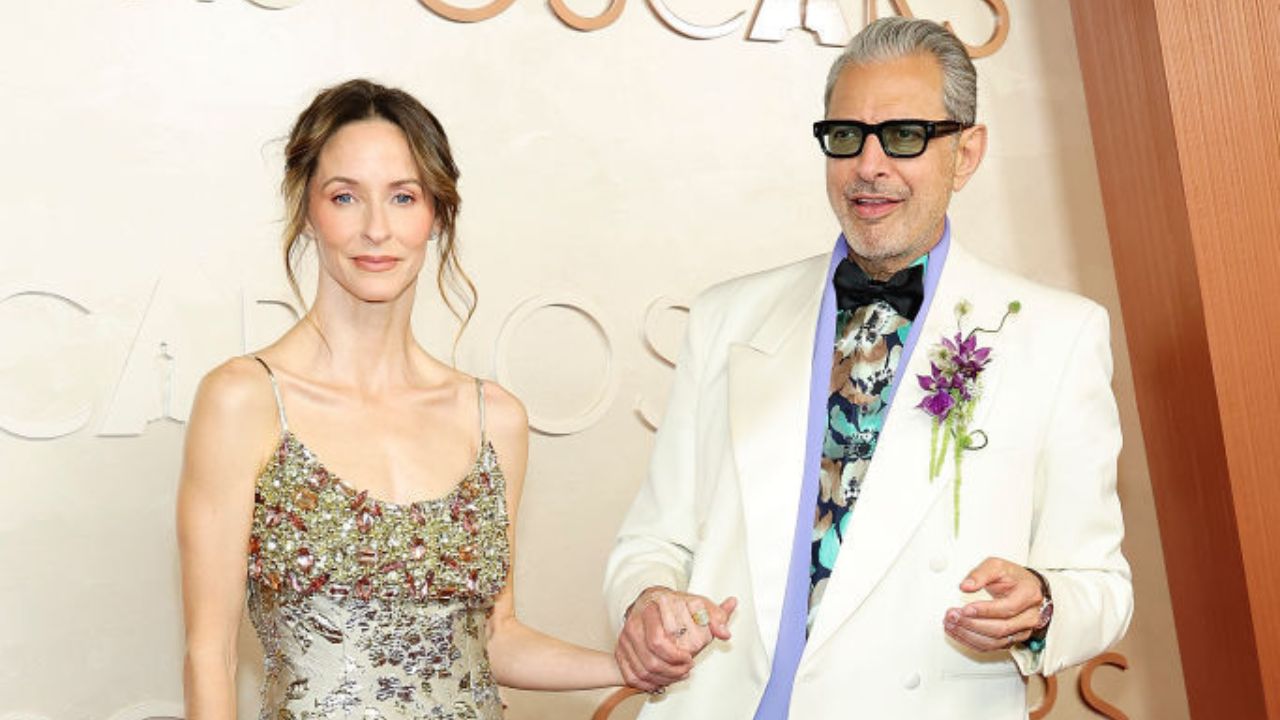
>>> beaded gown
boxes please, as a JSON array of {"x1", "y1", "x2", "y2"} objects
[{"x1": 246, "y1": 358, "x2": 510, "y2": 719}]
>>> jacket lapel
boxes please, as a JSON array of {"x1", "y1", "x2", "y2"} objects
[
  {"x1": 728, "y1": 256, "x2": 829, "y2": 657},
  {"x1": 802, "y1": 242, "x2": 1006, "y2": 655}
]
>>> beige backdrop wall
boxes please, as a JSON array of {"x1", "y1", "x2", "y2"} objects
[{"x1": 0, "y1": 1, "x2": 1185, "y2": 718}]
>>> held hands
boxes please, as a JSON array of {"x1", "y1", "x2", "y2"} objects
[
  {"x1": 615, "y1": 586, "x2": 737, "y2": 693},
  {"x1": 943, "y1": 557, "x2": 1047, "y2": 652}
]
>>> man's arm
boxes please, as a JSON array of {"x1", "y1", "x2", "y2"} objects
[
  {"x1": 1013, "y1": 303, "x2": 1133, "y2": 674},
  {"x1": 604, "y1": 298, "x2": 737, "y2": 689},
  {"x1": 605, "y1": 299, "x2": 709, "y2": 627},
  {"x1": 944, "y1": 304, "x2": 1133, "y2": 673}
]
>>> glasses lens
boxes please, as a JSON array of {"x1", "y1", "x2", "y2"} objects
[
  {"x1": 882, "y1": 123, "x2": 928, "y2": 156},
  {"x1": 825, "y1": 124, "x2": 865, "y2": 156}
]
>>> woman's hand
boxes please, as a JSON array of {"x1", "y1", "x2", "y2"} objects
[{"x1": 615, "y1": 586, "x2": 737, "y2": 692}]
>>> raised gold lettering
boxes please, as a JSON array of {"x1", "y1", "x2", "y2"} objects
[
  {"x1": 551, "y1": 0, "x2": 626, "y2": 31},
  {"x1": 213, "y1": 0, "x2": 1010, "y2": 56},
  {"x1": 417, "y1": 0, "x2": 518, "y2": 23},
  {"x1": 748, "y1": 0, "x2": 848, "y2": 46},
  {"x1": 1028, "y1": 673, "x2": 1058, "y2": 719},
  {"x1": 957, "y1": 0, "x2": 1009, "y2": 59},
  {"x1": 647, "y1": 0, "x2": 744, "y2": 40},
  {"x1": 1080, "y1": 652, "x2": 1130, "y2": 720},
  {"x1": 869, "y1": 0, "x2": 1009, "y2": 59}
]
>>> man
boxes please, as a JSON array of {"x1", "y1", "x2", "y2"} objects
[{"x1": 604, "y1": 17, "x2": 1133, "y2": 720}]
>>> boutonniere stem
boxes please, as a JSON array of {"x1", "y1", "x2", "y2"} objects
[{"x1": 917, "y1": 300, "x2": 1021, "y2": 535}]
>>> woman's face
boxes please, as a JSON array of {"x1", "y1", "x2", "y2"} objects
[{"x1": 306, "y1": 118, "x2": 436, "y2": 305}]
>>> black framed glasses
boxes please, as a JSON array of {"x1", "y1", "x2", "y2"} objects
[{"x1": 812, "y1": 119, "x2": 972, "y2": 159}]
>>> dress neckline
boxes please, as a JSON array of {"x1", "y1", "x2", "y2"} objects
[{"x1": 265, "y1": 429, "x2": 498, "y2": 510}]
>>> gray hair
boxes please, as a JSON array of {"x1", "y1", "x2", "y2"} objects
[{"x1": 824, "y1": 17, "x2": 977, "y2": 124}]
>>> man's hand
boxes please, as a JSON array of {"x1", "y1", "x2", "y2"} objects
[
  {"x1": 615, "y1": 586, "x2": 737, "y2": 693},
  {"x1": 943, "y1": 557, "x2": 1046, "y2": 652}
]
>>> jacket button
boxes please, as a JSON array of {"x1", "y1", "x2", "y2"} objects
[{"x1": 903, "y1": 672, "x2": 922, "y2": 690}]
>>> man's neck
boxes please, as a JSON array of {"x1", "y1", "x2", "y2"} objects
[
  {"x1": 848, "y1": 252, "x2": 920, "y2": 282},
  {"x1": 846, "y1": 223, "x2": 946, "y2": 281}
]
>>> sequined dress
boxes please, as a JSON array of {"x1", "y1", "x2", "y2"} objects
[{"x1": 247, "y1": 358, "x2": 510, "y2": 719}]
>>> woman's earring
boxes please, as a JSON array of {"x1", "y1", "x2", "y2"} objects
[{"x1": 430, "y1": 229, "x2": 441, "y2": 243}]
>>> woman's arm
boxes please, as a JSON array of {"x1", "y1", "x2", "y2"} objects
[
  {"x1": 177, "y1": 358, "x2": 279, "y2": 719},
  {"x1": 480, "y1": 383, "x2": 625, "y2": 690}
]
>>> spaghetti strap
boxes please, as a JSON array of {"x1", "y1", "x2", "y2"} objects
[
  {"x1": 474, "y1": 377, "x2": 486, "y2": 446},
  {"x1": 252, "y1": 356, "x2": 290, "y2": 433}
]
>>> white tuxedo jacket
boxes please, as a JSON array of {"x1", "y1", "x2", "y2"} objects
[{"x1": 604, "y1": 240, "x2": 1133, "y2": 719}]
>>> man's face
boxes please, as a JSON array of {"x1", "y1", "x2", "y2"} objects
[{"x1": 824, "y1": 53, "x2": 986, "y2": 278}]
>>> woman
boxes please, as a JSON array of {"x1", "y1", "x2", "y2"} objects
[{"x1": 177, "y1": 79, "x2": 675, "y2": 718}]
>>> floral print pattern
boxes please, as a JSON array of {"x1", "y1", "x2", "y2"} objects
[{"x1": 807, "y1": 287, "x2": 916, "y2": 630}]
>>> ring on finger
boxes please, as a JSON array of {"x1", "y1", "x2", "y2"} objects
[
  {"x1": 692, "y1": 608, "x2": 710, "y2": 627},
  {"x1": 675, "y1": 626, "x2": 688, "y2": 638}
]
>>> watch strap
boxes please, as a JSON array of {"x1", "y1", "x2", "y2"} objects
[{"x1": 1023, "y1": 568, "x2": 1053, "y2": 652}]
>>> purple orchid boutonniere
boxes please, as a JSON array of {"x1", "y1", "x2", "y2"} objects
[{"x1": 917, "y1": 299, "x2": 1021, "y2": 535}]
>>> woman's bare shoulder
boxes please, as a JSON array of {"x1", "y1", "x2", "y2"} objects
[
  {"x1": 476, "y1": 379, "x2": 528, "y2": 437},
  {"x1": 190, "y1": 356, "x2": 279, "y2": 436}
]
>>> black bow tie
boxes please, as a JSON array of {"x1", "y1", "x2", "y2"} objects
[{"x1": 833, "y1": 258, "x2": 925, "y2": 320}]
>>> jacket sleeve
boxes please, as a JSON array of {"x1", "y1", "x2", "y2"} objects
[
  {"x1": 603, "y1": 296, "x2": 712, "y2": 633},
  {"x1": 1011, "y1": 304, "x2": 1134, "y2": 676}
]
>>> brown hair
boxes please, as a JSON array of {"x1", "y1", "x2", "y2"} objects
[{"x1": 281, "y1": 79, "x2": 476, "y2": 346}]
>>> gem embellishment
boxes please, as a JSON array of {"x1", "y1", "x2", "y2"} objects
[
  {"x1": 247, "y1": 433, "x2": 510, "y2": 602},
  {"x1": 245, "y1": 431, "x2": 510, "y2": 715}
]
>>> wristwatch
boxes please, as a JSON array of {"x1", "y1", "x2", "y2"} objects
[{"x1": 1024, "y1": 568, "x2": 1053, "y2": 653}]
